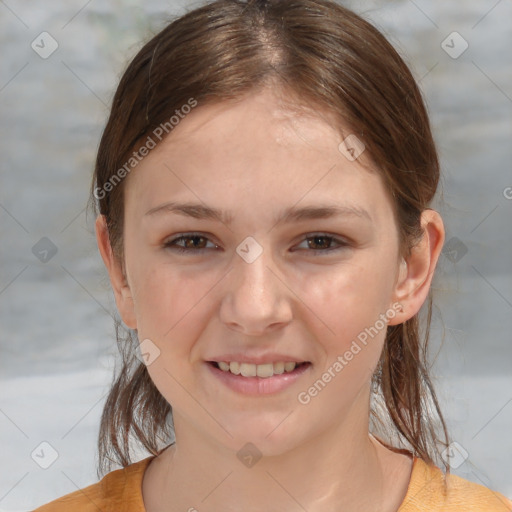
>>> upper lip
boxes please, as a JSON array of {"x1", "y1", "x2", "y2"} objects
[{"x1": 207, "y1": 354, "x2": 309, "y2": 365}]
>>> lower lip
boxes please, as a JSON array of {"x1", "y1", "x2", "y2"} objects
[{"x1": 206, "y1": 362, "x2": 311, "y2": 395}]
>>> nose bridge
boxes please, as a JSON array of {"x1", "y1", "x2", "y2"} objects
[
  {"x1": 233, "y1": 238, "x2": 278, "y2": 303},
  {"x1": 219, "y1": 236, "x2": 292, "y2": 333}
]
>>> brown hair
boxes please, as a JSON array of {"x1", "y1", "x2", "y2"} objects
[{"x1": 90, "y1": 0, "x2": 450, "y2": 478}]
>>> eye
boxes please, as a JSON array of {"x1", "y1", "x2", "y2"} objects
[
  {"x1": 293, "y1": 233, "x2": 351, "y2": 255},
  {"x1": 163, "y1": 232, "x2": 351, "y2": 256},
  {"x1": 163, "y1": 233, "x2": 219, "y2": 254}
]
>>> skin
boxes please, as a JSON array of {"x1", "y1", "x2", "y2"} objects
[{"x1": 96, "y1": 87, "x2": 444, "y2": 512}]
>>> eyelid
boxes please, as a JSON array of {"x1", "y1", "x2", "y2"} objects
[
  {"x1": 292, "y1": 232, "x2": 351, "y2": 254},
  {"x1": 163, "y1": 232, "x2": 219, "y2": 252}
]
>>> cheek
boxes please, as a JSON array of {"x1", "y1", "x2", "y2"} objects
[
  {"x1": 129, "y1": 259, "x2": 222, "y2": 356},
  {"x1": 302, "y1": 259, "x2": 395, "y2": 347},
  {"x1": 294, "y1": 265, "x2": 392, "y2": 414}
]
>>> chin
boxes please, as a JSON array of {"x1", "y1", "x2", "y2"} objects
[{"x1": 215, "y1": 415, "x2": 305, "y2": 458}]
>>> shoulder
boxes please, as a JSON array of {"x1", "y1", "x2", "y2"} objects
[
  {"x1": 399, "y1": 457, "x2": 512, "y2": 512},
  {"x1": 32, "y1": 456, "x2": 155, "y2": 511}
]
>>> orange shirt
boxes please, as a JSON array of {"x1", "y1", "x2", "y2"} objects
[{"x1": 33, "y1": 455, "x2": 512, "y2": 511}]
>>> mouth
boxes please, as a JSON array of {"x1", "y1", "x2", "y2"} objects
[{"x1": 208, "y1": 360, "x2": 310, "y2": 378}]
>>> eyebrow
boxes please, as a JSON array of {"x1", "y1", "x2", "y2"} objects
[{"x1": 144, "y1": 201, "x2": 371, "y2": 225}]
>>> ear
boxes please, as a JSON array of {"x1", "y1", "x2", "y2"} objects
[
  {"x1": 95, "y1": 215, "x2": 137, "y2": 329},
  {"x1": 388, "y1": 209, "x2": 445, "y2": 325}
]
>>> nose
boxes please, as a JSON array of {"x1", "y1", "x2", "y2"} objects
[{"x1": 219, "y1": 243, "x2": 293, "y2": 336}]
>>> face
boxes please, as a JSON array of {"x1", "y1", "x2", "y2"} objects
[{"x1": 99, "y1": 87, "x2": 426, "y2": 456}]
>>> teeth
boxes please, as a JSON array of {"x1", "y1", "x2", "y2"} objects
[
  {"x1": 240, "y1": 363, "x2": 257, "y2": 377},
  {"x1": 256, "y1": 363, "x2": 273, "y2": 378},
  {"x1": 229, "y1": 361, "x2": 241, "y2": 375},
  {"x1": 216, "y1": 361, "x2": 301, "y2": 378},
  {"x1": 284, "y1": 362, "x2": 296, "y2": 372},
  {"x1": 273, "y1": 362, "x2": 285, "y2": 375}
]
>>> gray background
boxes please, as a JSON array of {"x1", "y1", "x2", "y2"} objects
[{"x1": 1, "y1": 0, "x2": 511, "y2": 510}]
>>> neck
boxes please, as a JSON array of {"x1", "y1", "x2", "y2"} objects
[{"x1": 147, "y1": 404, "x2": 397, "y2": 511}]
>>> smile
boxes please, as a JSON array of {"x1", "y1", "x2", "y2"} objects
[
  {"x1": 206, "y1": 360, "x2": 312, "y2": 395},
  {"x1": 213, "y1": 361, "x2": 307, "y2": 378}
]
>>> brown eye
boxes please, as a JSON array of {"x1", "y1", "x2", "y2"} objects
[
  {"x1": 164, "y1": 233, "x2": 218, "y2": 253},
  {"x1": 307, "y1": 235, "x2": 334, "y2": 250},
  {"x1": 294, "y1": 233, "x2": 350, "y2": 255}
]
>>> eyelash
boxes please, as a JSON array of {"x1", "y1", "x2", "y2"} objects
[{"x1": 163, "y1": 232, "x2": 351, "y2": 256}]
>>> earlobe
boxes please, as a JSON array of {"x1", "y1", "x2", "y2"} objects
[
  {"x1": 95, "y1": 215, "x2": 138, "y2": 329},
  {"x1": 387, "y1": 209, "x2": 445, "y2": 326}
]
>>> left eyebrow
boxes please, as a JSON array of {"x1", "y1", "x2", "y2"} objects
[
  {"x1": 278, "y1": 204, "x2": 371, "y2": 224},
  {"x1": 144, "y1": 201, "x2": 372, "y2": 225}
]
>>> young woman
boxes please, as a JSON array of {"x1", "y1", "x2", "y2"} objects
[{"x1": 34, "y1": 0, "x2": 512, "y2": 510}]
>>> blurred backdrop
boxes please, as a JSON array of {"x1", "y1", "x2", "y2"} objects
[{"x1": 0, "y1": 0, "x2": 511, "y2": 509}]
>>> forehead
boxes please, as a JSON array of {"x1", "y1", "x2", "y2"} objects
[
  {"x1": 123, "y1": 88, "x2": 394, "y2": 226},
  {"x1": 160, "y1": 89, "x2": 349, "y2": 158}
]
